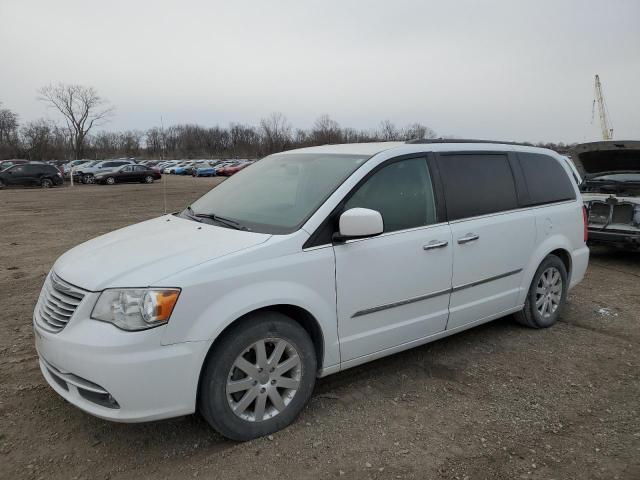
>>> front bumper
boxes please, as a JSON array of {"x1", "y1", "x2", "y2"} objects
[{"x1": 34, "y1": 301, "x2": 210, "y2": 422}]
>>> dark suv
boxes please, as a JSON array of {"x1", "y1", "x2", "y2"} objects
[{"x1": 0, "y1": 163, "x2": 64, "y2": 188}]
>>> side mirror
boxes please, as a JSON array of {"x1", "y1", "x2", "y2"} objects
[{"x1": 333, "y1": 208, "x2": 383, "y2": 243}]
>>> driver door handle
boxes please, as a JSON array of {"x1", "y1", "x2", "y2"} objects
[
  {"x1": 423, "y1": 240, "x2": 449, "y2": 250},
  {"x1": 457, "y1": 233, "x2": 480, "y2": 244}
]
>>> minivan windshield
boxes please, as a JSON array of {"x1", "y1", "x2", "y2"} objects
[{"x1": 186, "y1": 153, "x2": 369, "y2": 234}]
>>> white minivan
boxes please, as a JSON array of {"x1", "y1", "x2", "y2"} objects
[{"x1": 34, "y1": 140, "x2": 589, "y2": 440}]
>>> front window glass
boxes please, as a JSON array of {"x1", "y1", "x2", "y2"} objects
[
  {"x1": 344, "y1": 158, "x2": 437, "y2": 232},
  {"x1": 187, "y1": 153, "x2": 369, "y2": 234}
]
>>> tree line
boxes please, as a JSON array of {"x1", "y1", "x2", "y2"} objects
[{"x1": 0, "y1": 83, "x2": 575, "y2": 161}]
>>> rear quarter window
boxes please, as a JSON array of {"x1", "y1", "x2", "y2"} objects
[
  {"x1": 437, "y1": 153, "x2": 518, "y2": 221},
  {"x1": 517, "y1": 153, "x2": 576, "y2": 205}
]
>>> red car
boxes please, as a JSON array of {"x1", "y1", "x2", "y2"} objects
[{"x1": 217, "y1": 162, "x2": 252, "y2": 176}]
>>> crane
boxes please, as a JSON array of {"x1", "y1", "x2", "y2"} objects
[{"x1": 593, "y1": 74, "x2": 614, "y2": 140}]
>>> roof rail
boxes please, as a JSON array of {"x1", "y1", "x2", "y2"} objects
[{"x1": 406, "y1": 138, "x2": 534, "y2": 147}]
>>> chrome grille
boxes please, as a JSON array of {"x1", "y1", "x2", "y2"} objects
[{"x1": 36, "y1": 273, "x2": 87, "y2": 333}]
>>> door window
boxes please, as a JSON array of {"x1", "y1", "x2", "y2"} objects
[
  {"x1": 344, "y1": 157, "x2": 437, "y2": 232},
  {"x1": 437, "y1": 154, "x2": 518, "y2": 221}
]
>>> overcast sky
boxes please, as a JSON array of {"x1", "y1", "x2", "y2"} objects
[{"x1": 1, "y1": 0, "x2": 638, "y2": 143}]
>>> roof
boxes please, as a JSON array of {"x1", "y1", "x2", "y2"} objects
[
  {"x1": 281, "y1": 139, "x2": 550, "y2": 157},
  {"x1": 280, "y1": 142, "x2": 404, "y2": 156}
]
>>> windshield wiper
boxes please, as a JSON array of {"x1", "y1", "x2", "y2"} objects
[
  {"x1": 183, "y1": 205, "x2": 249, "y2": 231},
  {"x1": 183, "y1": 205, "x2": 203, "y2": 222},
  {"x1": 196, "y1": 213, "x2": 247, "y2": 230},
  {"x1": 195, "y1": 212, "x2": 249, "y2": 231}
]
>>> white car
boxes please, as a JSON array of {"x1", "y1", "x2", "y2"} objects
[{"x1": 34, "y1": 140, "x2": 589, "y2": 440}]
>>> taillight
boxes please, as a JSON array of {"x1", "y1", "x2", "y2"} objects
[{"x1": 582, "y1": 206, "x2": 588, "y2": 243}]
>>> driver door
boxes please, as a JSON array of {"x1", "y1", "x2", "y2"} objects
[
  {"x1": 118, "y1": 165, "x2": 134, "y2": 181},
  {"x1": 334, "y1": 157, "x2": 453, "y2": 363}
]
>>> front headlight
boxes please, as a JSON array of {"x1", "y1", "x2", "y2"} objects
[{"x1": 91, "y1": 288, "x2": 180, "y2": 331}]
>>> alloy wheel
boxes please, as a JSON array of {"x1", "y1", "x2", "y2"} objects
[
  {"x1": 226, "y1": 338, "x2": 302, "y2": 423},
  {"x1": 535, "y1": 266, "x2": 562, "y2": 318}
]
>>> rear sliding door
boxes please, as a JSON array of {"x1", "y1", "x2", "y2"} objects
[{"x1": 436, "y1": 152, "x2": 536, "y2": 330}]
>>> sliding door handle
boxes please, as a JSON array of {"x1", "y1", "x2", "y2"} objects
[
  {"x1": 457, "y1": 233, "x2": 480, "y2": 244},
  {"x1": 423, "y1": 240, "x2": 449, "y2": 250}
]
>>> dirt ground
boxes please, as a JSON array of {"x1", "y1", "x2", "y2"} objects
[{"x1": 1, "y1": 175, "x2": 639, "y2": 480}]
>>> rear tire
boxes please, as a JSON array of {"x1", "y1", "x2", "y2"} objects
[
  {"x1": 514, "y1": 254, "x2": 568, "y2": 328},
  {"x1": 199, "y1": 311, "x2": 317, "y2": 441},
  {"x1": 0, "y1": 179, "x2": 5, "y2": 189},
  {"x1": 144, "y1": 175, "x2": 154, "y2": 183}
]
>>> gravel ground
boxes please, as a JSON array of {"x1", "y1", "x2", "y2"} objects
[{"x1": 1, "y1": 175, "x2": 639, "y2": 480}]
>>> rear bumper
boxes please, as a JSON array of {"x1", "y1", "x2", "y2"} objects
[
  {"x1": 588, "y1": 228, "x2": 640, "y2": 249},
  {"x1": 569, "y1": 246, "x2": 590, "y2": 290}
]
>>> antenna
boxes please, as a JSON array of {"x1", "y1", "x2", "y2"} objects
[{"x1": 161, "y1": 115, "x2": 167, "y2": 214}]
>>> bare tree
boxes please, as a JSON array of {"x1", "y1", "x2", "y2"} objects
[
  {"x1": 259, "y1": 112, "x2": 292, "y2": 154},
  {"x1": 0, "y1": 102, "x2": 20, "y2": 158},
  {"x1": 38, "y1": 83, "x2": 114, "y2": 159},
  {"x1": 378, "y1": 120, "x2": 399, "y2": 141},
  {"x1": 312, "y1": 114, "x2": 342, "y2": 145},
  {"x1": 401, "y1": 122, "x2": 437, "y2": 141}
]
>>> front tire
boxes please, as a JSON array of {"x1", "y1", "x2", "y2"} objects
[
  {"x1": 199, "y1": 312, "x2": 317, "y2": 441},
  {"x1": 105, "y1": 176, "x2": 115, "y2": 185},
  {"x1": 514, "y1": 254, "x2": 568, "y2": 328},
  {"x1": 41, "y1": 178, "x2": 53, "y2": 188}
]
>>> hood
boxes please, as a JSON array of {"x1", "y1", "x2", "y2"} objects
[
  {"x1": 53, "y1": 215, "x2": 271, "y2": 290},
  {"x1": 572, "y1": 141, "x2": 640, "y2": 176}
]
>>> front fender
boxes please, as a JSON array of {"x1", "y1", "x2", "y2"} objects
[
  {"x1": 160, "y1": 243, "x2": 340, "y2": 370},
  {"x1": 170, "y1": 281, "x2": 339, "y2": 369}
]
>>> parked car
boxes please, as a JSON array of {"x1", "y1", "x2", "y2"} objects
[
  {"x1": 74, "y1": 160, "x2": 136, "y2": 184},
  {"x1": 165, "y1": 161, "x2": 192, "y2": 174},
  {"x1": 173, "y1": 162, "x2": 197, "y2": 175},
  {"x1": 0, "y1": 162, "x2": 63, "y2": 188},
  {"x1": 63, "y1": 159, "x2": 94, "y2": 175},
  {"x1": 192, "y1": 163, "x2": 218, "y2": 177},
  {"x1": 179, "y1": 161, "x2": 211, "y2": 175},
  {"x1": 94, "y1": 164, "x2": 161, "y2": 185},
  {"x1": 0, "y1": 159, "x2": 29, "y2": 171},
  {"x1": 193, "y1": 160, "x2": 237, "y2": 177},
  {"x1": 217, "y1": 161, "x2": 252, "y2": 176},
  {"x1": 33, "y1": 140, "x2": 588, "y2": 441},
  {"x1": 572, "y1": 140, "x2": 640, "y2": 250}
]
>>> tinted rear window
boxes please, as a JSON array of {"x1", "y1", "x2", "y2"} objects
[
  {"x1": 518, "y1": 153, "x2": 575, "y2": 205},
  {"x1": 437, "y1": 153, "x2": 518, "y2": 220}
]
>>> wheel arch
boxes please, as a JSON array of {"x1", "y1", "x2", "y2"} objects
[
  {"x1": 548, "y1": 248, "x2": 572, "y2": 280},
  {"x1": 518, "y1": 237, "x2": 574, "y2": 306},
  {"x1": 195, "y1": 303, "x2": 326, "y2": 406}
]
